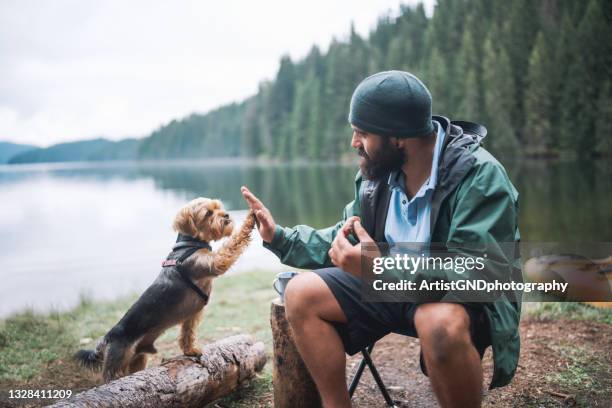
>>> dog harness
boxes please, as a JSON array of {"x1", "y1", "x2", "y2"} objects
[{"x1": 161, "y1": 234, "x2": 212, "y2": 304}]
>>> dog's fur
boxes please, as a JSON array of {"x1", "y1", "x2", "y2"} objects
[{"x1": 75, "y1": 197, "x2": 255, "y2": 381}]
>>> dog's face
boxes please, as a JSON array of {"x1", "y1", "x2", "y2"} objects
[{"x1": 173, "y1": 198, "x2": 234, "y2": 242}]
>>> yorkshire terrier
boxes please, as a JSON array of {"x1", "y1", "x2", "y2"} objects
[{"x1": 75, "y1": 197, "x2": 255, "y2": 381}]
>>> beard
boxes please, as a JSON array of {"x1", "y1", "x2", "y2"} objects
[{"x1": 358, "y1": 138, "x2": 406, "y2": 180}]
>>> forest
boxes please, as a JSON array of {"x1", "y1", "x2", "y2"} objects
[{"x1": 138, "y1": 0, "x2": 611, "y2": 160}]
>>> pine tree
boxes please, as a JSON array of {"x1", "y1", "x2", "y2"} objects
[
  {"x1": 456, "y1": 25, "x2": 481, "y2": 120},
  {"x1": 524, "y1": 31, "x2": 552, "y2": 156},
  {"x1": 559, "y1": 0, "x2": 609, "y2": 157},
  {"x1": 595, "y1": 80, "x2": 612, "y2": 156},
  {"x1": 241, "y1": 97, "x2": 261, "y2": 157},
  {"x1": 270, "y1": 56, "x2": 296, "y2": 157},
  {"x1": 547, "y1": 13, "x2": 573, "y2": 150},
  {"x1": 502, "y1": 0, "x2": 540, "y2": 139},
  {"x1": 424, "y1": 47, "x2": 448, "y2": 116},
  {"x1": 482, "y1": 34, "x2": 518, "y2": 156}
]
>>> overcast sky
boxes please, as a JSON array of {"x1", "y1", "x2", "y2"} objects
[{"x1": 0, "y1": 0, "x2": 433, "y2": 147}]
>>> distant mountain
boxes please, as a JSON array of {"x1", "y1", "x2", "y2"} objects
[
  {"x1": 88, "y1": 138, "x2": 140, "y2": 160},
  {"x1": 8, "y1": 138, "x2": 139, "y2": 164},
  {"x1": 0, "y1": 141, "x2": 38, "y2": 163}
]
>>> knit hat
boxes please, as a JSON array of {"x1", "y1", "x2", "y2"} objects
[{"x1": 348, "y1": 70, "x2": 434, "y2": 138}]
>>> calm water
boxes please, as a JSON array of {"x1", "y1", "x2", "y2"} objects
[{"x1": 0, "y1": 159, "x2": 610, "y2": 317}]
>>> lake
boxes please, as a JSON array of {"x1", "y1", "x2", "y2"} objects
[{"x1": 0, "y1": 159, "x2": 610, "y2": 317}]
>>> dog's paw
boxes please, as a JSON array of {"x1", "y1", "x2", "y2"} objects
[
  {"x1": 244, "y1": 210, "x2": 257, "y2": 230},
  {"x1": 183, "y1": 347, "x2": 203, "y2": 357}
]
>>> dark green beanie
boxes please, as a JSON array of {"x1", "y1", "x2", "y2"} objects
[{"x1": 348, "y1": 70, "x2": 434, "y2": 138}]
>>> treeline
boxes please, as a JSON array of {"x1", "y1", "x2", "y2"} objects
[{"x1": 138, "y1": 0, "x2": 611, "y2": 160}]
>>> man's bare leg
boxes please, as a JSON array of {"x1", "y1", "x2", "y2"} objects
[
  {"x1": 284, "y1": 272, "x2": 351, "y2": 408},
  {"x1": 415, "y1": 303, "x2": 483, "y2": 408}
]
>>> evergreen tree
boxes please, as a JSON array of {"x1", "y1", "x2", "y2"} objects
[
  {"x1": 547, "y1": 13, "x2": 573, "y2": 150},
  {"x1": 560, "y1": 0, "x2": 609, "y2": 157},
  {"x1": 456, "y1": 25, "x2": 481, "y2": 120},
  {"x1": 482, "y1": 35, "x2": 518, "y2": 156},
  {"x1": 595, "y1": 80, "x2": 612, "y2": 156},
  {"x1": 524, "y1": 31, "x2": 553, "y2": 155},
  {"x1": 424, "y1": 47, "x2": 448, "y2": 116},
  {"x1": 502, "y1": 0, "x2": 540, "y2": 139}
]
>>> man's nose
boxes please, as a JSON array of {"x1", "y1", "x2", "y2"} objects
[{"x1": 351, "y1": 132, "x2": 362, "y2": 149}]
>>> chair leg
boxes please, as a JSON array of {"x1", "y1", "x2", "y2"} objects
[
  {"x1": 348, "y1": 345, "x2": 371, "y2": 397},
  {"x1": 348, "y1": 344, "x2": 397, "y2": 407}
]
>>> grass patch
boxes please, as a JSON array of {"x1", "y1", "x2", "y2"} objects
[
  {"x1": 546, "y1": 344, "x2": 610, "y2": 407},
  {"x1": 524, "y1": 302, "x2": 612, "y2": 325},
  {"x1": 0, "y1": 269, "x2": 278, "y2": 385},
  {"x1": 0, "y1": 311, "x2": 75, "y2": 381}
]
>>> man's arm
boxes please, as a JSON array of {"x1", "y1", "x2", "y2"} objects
[{"x1": 241, "y1": 185, "x2": 361, "y2": 270}]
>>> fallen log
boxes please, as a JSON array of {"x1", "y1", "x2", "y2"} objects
[{"x1": 49, "y1": 334, "x2": 266, "y2": 408}]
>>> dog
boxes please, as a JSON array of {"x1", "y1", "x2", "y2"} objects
[{"x1": 75, "y1": 197, "x2": 255, "y2": 381}]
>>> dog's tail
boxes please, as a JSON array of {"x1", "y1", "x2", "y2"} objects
[{"x1": 74, "y1": 337, "x2": 106, "y2": 370}]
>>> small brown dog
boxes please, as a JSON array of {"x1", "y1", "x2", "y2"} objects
[{"x1": 75, "y1": 197, "x2": 255, "y2": 381}]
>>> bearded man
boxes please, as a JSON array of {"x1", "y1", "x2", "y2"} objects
[{"x1": 241, "y1": 70, "x2": 521, "y2": 408}]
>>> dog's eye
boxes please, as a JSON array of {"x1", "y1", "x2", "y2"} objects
[{"x1": 223, "y1": 213, "x2": 229, "y2": 219}]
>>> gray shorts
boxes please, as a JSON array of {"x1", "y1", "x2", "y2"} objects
[{"x1": 314, "y1": 267, "x2": 491, "y2": 375}]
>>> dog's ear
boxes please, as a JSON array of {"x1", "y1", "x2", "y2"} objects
[{"x1": 173, "y1": 206, "x2": 198, "y2": 237}]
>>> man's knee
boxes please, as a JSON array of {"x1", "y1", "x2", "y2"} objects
[
  {"x1": 415, "y1": 303, "x2": 474, "y2": 364},
  {"x1": 284, "y1": 273, "x2": 323, "y2": 323},
  {"x1": 284, "y1": 272, "x2": 346, "y2": 325}
]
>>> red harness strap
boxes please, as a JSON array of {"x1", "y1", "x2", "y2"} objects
[{"x1": 162, "y1": 259, "x2": 177, "y2": 267}]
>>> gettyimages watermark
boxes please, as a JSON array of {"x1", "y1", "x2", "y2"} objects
[{"x1": 360, "y1": 242, "x2": 612, "y2": 303}]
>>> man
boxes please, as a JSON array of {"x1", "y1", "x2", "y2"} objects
[{"x1": 241, "y1": 70, "x2": 521, "y2": 408}]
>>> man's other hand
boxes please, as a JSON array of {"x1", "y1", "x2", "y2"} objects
[
  {"x1": 241, "y1": 186, "x2": 276, "y2": 243},
  {"x1": 329, "y1": 219, "x2": 378, "y2": 277}
]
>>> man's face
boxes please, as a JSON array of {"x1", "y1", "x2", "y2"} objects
[{"x1": 351, "y1": 126, "x2": 405, "y2": 180}]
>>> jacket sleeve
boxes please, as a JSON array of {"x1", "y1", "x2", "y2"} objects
[
  {"x1": 262, "y1": 174, "x2": 362, "y2": 269},
  {"x1": 263, "y1": 200, "x2": 359, "y2": 269}
]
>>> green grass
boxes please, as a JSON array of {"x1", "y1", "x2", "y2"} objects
[
  {"x1": 0, "y1": 269, "x2": 279, "y2": 383},
  {"x1": 545, "y1": 344, "x2": 610, "y2": 407},
  {"x1": 523, "y1": 302, "x2": 612, "y2": 325}
]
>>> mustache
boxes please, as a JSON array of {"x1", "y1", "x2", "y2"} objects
[{"x1": 358, "y1": 148, "x2": 369, "y2": 159}]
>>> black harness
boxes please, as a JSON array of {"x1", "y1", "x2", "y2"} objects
[{"x1": 161, "y1": 234, "x2": 212, "y2": 304}]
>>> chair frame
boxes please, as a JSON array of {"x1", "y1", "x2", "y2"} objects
[{"x1": 348, "y1": 343, "x2": 398, "y2": 407}]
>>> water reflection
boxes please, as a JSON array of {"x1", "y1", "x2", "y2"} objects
[{"x1": 0, "y1": 159, "x2": 610, "y2": 316}]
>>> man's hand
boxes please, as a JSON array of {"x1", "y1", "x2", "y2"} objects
[
  {"x1": 328, "y1": 217, "x2": 379, "y2": 277},
  {"x1": 241, "y1": 186, "x2": 276, "y2": 243}
]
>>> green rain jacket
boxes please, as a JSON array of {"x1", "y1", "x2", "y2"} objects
[{"x1": 264, "y1": 116, "x2": 521, "y2": 388}]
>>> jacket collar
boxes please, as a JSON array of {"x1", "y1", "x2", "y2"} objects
[{"x1": 358, "y1": 116, "x2": 486, "y2": 241}]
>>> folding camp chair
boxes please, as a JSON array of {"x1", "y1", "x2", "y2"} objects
[{"x1": 348, "y1": 343, "x2": 398, "y2": 407}]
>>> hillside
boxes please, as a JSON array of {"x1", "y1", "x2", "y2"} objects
[
  {"x1": 0, "y1": 141, "x2": 38, "y2": 163},
  {"x1": 8, "y1": 138, "x2": 137, "y2": 164}
]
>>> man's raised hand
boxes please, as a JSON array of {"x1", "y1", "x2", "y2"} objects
[{"x1": 240, "y1": 186, "x2": 276, "y2": 243}]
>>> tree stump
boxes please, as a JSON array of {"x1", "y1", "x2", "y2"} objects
[
  {"x1": 270, "y1": 298, "x2": 322, "y2": 408},
  {"x1": 48, "y1": 334, "x2": 266, "y2": 408}
]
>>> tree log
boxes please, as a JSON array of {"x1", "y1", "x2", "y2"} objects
[
  {"x1": 270, "y1": 298, "x2": 322, "y2": 408},
  {"x1": 49, "y1": 334, "x2": 266, "y2": 408}
]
